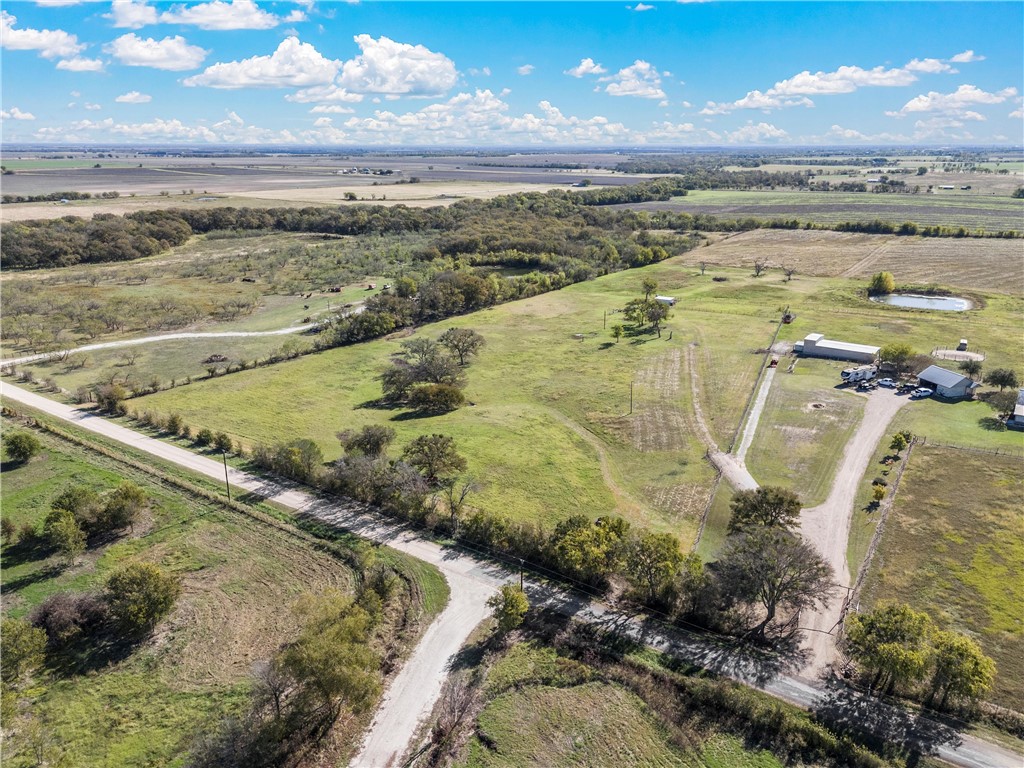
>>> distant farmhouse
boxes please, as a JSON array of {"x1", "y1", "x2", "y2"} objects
[
  {"x1": 794, "y1": 333, "x2": 879, "y2": 364},
  {"x1": 916, "y1": 365, "x2": 981, "y2": 399},
  {"x1": 1006, "y1": 389, "x2": 1024, "y2": 430}
]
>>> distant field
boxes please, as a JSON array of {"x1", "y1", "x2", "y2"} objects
[
  {"x1": 679, "y1": 229, "x2": 1024, "y2": 295},
  {"x1": 619, "y1": 188, "x2": 1024, "y2": 231},
  {"x1": 860, "y1": 445, "x2": 1024, "y2": 709}
]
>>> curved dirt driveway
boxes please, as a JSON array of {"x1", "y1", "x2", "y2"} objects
[{"x1": 798, "y1": 389, "x2": 909, "y2": 676}]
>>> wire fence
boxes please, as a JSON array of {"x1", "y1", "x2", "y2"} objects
[{"x1": 916, "y1": 436, "x2": 1024, "y2": 458}]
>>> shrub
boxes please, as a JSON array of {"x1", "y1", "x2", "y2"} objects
[
  {"x1": 213, "y1": 432, "x2": 233, "y2": 453},
  {"x1": 105, "y1": 562, "x2": 181, "y2": 634},
  {"x1": 3, "y1": 431, "x2": 41, "y2": 463},
  {"x1": 195, "y1": 428, "x2": 214, "y2": 446},
  {"x1": 30, "y1": 591, "x2": 109, "y2": 647},
  {"x1": 407, "y1": 383, "x2": 466, "y2": 414}
]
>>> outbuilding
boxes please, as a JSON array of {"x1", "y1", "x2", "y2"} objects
[
  {"x1": 1007, "y1": 389, "x2": 1024, "y2": 431},
  {"x1": 654, "y1": 295, "x2": 676, "y2": 306},
  {"x1": 794, "y1": 333, "x2": 879, "y2": 364},
  {"x1": 916, "y1": 364, "x2": 980, "y2": 399}
]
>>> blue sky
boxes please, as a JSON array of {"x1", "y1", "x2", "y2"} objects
[{"x1": 1, "y1": 1, "x2": 1022, "y2": 145}]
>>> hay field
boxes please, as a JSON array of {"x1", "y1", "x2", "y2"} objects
[
  {"x1": 229, "y1": 180, "x2": 568, "y2": 206},
  {"x1": 682, "y1": 230, "x2": 1024, "y2": 295}
]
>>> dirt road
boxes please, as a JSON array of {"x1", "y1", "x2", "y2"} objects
[
  {"x1": 735, "y1": 366, "x2": 776, "y2": 462},
  {"x1": 3, "y1": 382, "x2": 1015, "y2": 768},
  {"x1": 798, "y1": 389, "x2": 909, "y2": 676}
]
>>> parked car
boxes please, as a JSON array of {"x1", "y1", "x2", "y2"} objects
[
  {"x1": 878, "y1": 378, "x2": 897, "y2": 388},
  {"x1": 911, "y1": 388, "x2": 934, "y2": 399}
]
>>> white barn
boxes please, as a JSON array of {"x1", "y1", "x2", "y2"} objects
[
  {"x1": 794, "y1": 333, "x2": 879, "y2": 364},
  {"x1": 916, "y1": 365, "x2": 981, "y2": 399}
]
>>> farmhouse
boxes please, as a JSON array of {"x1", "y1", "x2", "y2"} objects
[
  {"x1": 794, "y1": 333, "x2": 879, "y2": 364},
  {"x1": 1007, "y1": 389, "x2": 1024, "y2": 431},
  {"x1": 916, "y1": 364, "x2": 981, "y2": 399}
]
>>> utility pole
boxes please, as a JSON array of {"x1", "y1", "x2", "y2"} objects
[
  {"x1": 603, "y1": 310, "x2": 606, "y2": 329},
  {"x1": 630, "y1": 381, "x2": 634, "y2": 415},
  {"x1": 222, "y1": 450, "x2": 231, "y2": 502}
]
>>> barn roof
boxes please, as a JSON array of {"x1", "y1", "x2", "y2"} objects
[{"x1": 918, "y1": 364, "x2": 975, "y2": 389}]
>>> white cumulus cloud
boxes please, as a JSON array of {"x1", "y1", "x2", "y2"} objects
[
  {"x1": 602, "y1": 60, "x2": 665, "y2": 99},
  {"x1": 517, "y1": 64, "x2": 535, "y2": 76},
  {"x1": 886, "y1": 84, "x2": 1018, "y2": 117},
  {"x1": 0, "y1": 11, "x2": 85, "y2": 59},
  {"x1": 950, "y1": 50, "x2": 985, "y2": 63},
  {"x1": 337, "y1": 35, "x2": 458, "y2": 96},
  {"x1": 56, "y1": 57, "x2": 105, "y2": 72},
  {"x1": 726, "y1": 122, "x2": 788, "y2": 143},
  {"x1": 630, "y1": 3, "x2": 655, "y2": 10},
  {"x1": 106, "y1": 33, "x2": 207, "y2": 71},
  {"x1": 310, "y1": 104, "x2": 354, "y2": 114},
  {"x1": 184, "y1": 36, "x2": 337, "y2": 88},
  {"x1": 286, "y1": 84, "x2": 364, "y2": 103},
  {"x1": 565, "y1": 57, "x2": 606, "y2": 78},
  {"x1": 160, "y1": 0, "x2": 303, "y2": 31},
  {"x1": 0, "y1": 107, "x2": 37, "y2": 120},
  {"x1": 108, "y1": 0, "x2": 158, "y2": 29},
  {"x1": 85, "y1": 102, "x2": 102, "y2": 110},
  {"x1": 116, "y1": 90, "x2": 152, "y2": 103}
]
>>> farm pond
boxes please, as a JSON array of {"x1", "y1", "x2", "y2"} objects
[{"x1": 870, "y1": 293, "x2": 973, "y2": 311}]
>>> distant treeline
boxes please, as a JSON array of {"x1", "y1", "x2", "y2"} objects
[
  {"x1": 3, "y1": 177, "x2": 1018, "y2": 270},
  {"x1": 1, "y1": 191, "x2": 122, "y2": 204}
]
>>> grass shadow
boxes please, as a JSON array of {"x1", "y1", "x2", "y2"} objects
[{"x1": 47, "y1": 625, "x2": 148, "y2": 678}]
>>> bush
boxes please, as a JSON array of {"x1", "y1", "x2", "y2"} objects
[
  {"x1": 30, "y1": 591, "x2": 109, "y2": 647},
  {"x1": 195, "y1": 428, "x2": 214, "y2": 446},
  {"x1": 3, "y1": 431, "x2": 41, "y2": 463},
  {"x1": 407, "y1": 383, "x2": 466, "y2": 414},
  {"x1": 213, "y1": 432, "x2": 233, "y2": 453},
  {"x1": 105, "y1": 562, "x2": 181, "y2": 634}
]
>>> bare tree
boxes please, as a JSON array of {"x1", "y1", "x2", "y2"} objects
[
  {"x1": 442, "y1": 475, "x2": 478, "y2": 534},
  {"x1": 782, "y1": 263, "x2": 797, "y2": 282},
  {"x1": 698, "y1": 261, "x2": 709, "y2": 275},
  {"x1": 752, "y1": 258, "x2": 770, "y2": 278}
]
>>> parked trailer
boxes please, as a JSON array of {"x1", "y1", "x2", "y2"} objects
[{"x1": 841, "y1": 365, "x2": 878, "y2": 383}]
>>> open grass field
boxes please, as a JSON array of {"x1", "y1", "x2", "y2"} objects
[
  {"x1": 859, "y1": 445, "x2": 1024, "y2": 710},
  {"x1": 682, "y1": 230, "x2": 1024, "y2": 295},
  {"x1": 0, "y1": 422, "x2": 358, "y2": 766},
  {"x1": 457, "y1": 640, "x2": 787, "y2": 768},
  {"x1": 744, "y1": 359, "x2": 864, "y2": 507},
  {"x1": 623, "y1": 188, "x2": 1024, "y2": 231},
  {"x1": 137, "y1": 256, "x2": 805, "y2": 538},
  {"x1": 130, "y1": 245, "x2": 1022, "y2": 542}
]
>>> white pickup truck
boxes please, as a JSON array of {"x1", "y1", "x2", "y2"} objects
[{"x1": 841, "y1": 365, "x2": 878, "y2": 383}]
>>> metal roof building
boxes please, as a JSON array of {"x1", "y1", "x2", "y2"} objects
[
  {"x1": 916, "y1": 364, "x2": 981, "y2": 399},
  {"x1": 794, "y1": 333, "x2": 879, "y2": 364}
]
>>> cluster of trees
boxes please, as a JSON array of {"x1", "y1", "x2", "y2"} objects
[
  {"x1": 189, "y1": 588, "x2": 386, "y2": 767},
  {"x1": 34, "y1": 482, "x2": 150, "y2": 565},
  {"x1": 617, "y1": 277, "x2": 672, "y2": 339},
  {"x1": 1, "y1": 190, "x2": 119, "y2": 204},
  {"x1": 3, "y1": 211, "x2": 192, "y2": 269},
  {"x1": 378, "y1": 331, "x2": 484, "y2": 414},
  {"x1": 844, "y1": 604, "x2": 995, "y2": 710}
]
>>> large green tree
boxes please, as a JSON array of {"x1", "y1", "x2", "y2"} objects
[
  {"x1": 928, "y1": 630, "x2": 995, "y2": 709},
  {"x1": 623, "y1": 530, "x2": 684, "y2": 605},
  {"x1": 878, "y1": 343, "x2": 915, "y2": 376},
  {"x1": 845, "y1": 604, "x2": 932, "y2": 694},
  {"x1": 438, "y1": 327, "x2": 486, "y2": 366},
  {"x1": 0, "y1": 617, "x2": 46, "y2": 684},
  {"x1": 727, "y1": 486, "x2": 802, "y2": 534},
  {"x1": 402, "y1": 434, "x2": 467, "y2": 484},
  {"x1": 868, "y1": 271, "x2": 896, "y2": 295},
  {"x1": 983, "y1": 368, "x2": 1020, "y2": 391},
  {"x1": 716, "y1": 528, "x2": 834, "y2": 641}
]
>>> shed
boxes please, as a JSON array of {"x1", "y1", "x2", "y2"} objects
[
  {"x1": 916, "y1": 365, "x2": 980, "y2": 399},
  {"x1": 1007, "y1": 389, "x2": 1024, "y2": 431},
  {"x1": 795, "y1": 333, "x2": 879, "y2": 364},
  {"x1": 654, "y1": 295, "x2": 676, "y2": 306}
]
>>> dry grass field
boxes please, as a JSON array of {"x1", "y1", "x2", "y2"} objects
[{"x1": 682, "y1": 230, "x2": 1024, "y2": 295}]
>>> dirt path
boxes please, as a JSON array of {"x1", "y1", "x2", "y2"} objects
[
  {"x1": 735, "y1": 366, "x2": 776, "y2": 463},
  {"x1": 1, "y1": 325, "x2": 316, "y2": 366},
  {"x1": 839, "y1": 238, "x2": 895, "y2": 278},
  {"x1": 684, "y1": 343, "x2": 758, "y2": 490},
  {"x1": 798, "y1": 390, "x2": 909, "y2": 676},
  {"x1": 2, "y1": 381, "x2": 1016, "y2": 768}
]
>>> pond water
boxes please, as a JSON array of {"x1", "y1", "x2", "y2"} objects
[{"x1": 870, "y1": 293, "x2": 973, "y2": 311}]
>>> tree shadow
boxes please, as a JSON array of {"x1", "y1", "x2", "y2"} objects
[
  {"x1": 3, "y1": 563, "x2": 64, "y2": 593},
  {"x1": 1, "y1": 459, "x2": 30, "y2": 473},
  {"x1": 47, "y1": 625, "x2": 147, "y2": 678},
  {"x1": 354, "y1": 398, "x2": 403, "y2": 411},
  {"x1": 0, "y1": 537, "x2": 53, "y2": 569},
  {"x1": 598, "y1": 342, "x2": 616, "y2": 350},
  {"x1": 389, "y1": 409, "x2": 442, "y2": 422},
  {"x1": 812, "y1": 683, "x2": 963, "y2": 761},
  {"x1": 978, "y1": 417, "x2": 1006, "y2": 432}
]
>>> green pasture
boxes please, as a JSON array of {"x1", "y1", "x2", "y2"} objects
[
  {"x1": 860, "y1": 445, "x2": 1024, "y2": 709},
  {"x1": 0, "y1": 424, "x2": 357, "y2": 766},
  {"x1": 744, "y1": 359, "x2": 864, "y2": 507}
]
